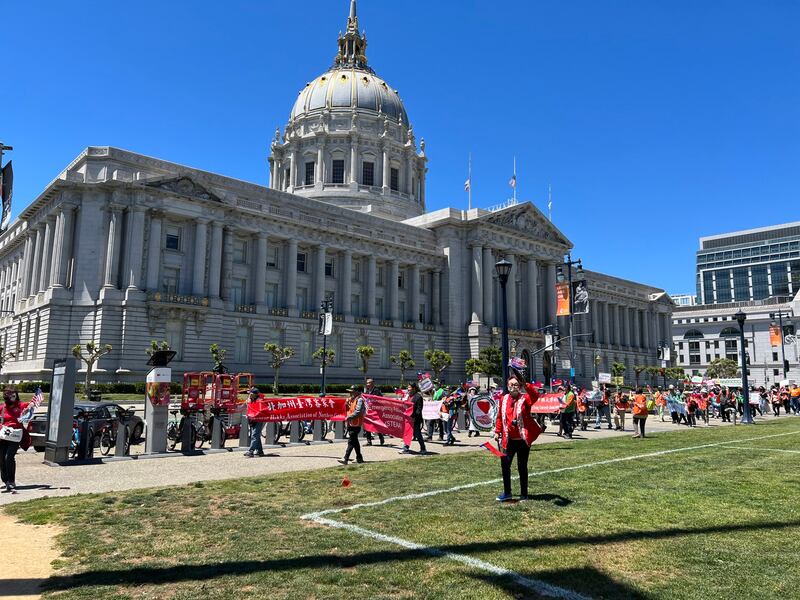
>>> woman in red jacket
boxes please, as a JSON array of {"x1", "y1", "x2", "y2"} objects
[
  {"x1": 494, "y1": 372, "x2": 541, "y2": 502},
  {"x1": 1, "y1": 388, "x2": 29, "y2": 492}
]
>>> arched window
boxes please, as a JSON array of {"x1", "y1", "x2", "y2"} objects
[
  {"x1": 719, "y1": 327, "x2": 739, "y2": 338},
  {"x1": 683, "y1": 329, "x2": 704, "y2": 339}
]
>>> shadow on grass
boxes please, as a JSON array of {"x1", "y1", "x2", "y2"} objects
[
  {"x1": 29, "y1": 518, "x2": 800, "y2": 595},
  {"x1": 526, "y1": 493, "x2": 573, "y2": 507}
]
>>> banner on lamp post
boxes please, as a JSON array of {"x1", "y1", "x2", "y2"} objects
[
  {"x1": 556, "y1": 282, "x2": 570, "y2": 316},
  {"x1": 572, "y1": 280, "x2": 589, "y2": 314},
  {"x1": 770, "y1": 324, "x2": 782, "y2": 347}
]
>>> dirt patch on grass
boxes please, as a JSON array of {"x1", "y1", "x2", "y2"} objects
[{"x1": 0, "y1": 511, "x2": 62, "y2": 599}]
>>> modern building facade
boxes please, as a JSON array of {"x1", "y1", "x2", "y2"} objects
[
  {"x1": 696, "y1": 221, "x2": 800, "y2": 305},
  {"x1": 0, "y1": 1, "x2": 671, "y2": 388},
  {"x1": 670, "y1": 294, "x2": 697, "y2": 307},
  {"x1": 672, "y1": 292, "x2": 799, "y2": 387}
]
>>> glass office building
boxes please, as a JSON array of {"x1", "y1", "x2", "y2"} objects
[{"x1": 696, "y1": 222, "x2": 800, "y2": 304}]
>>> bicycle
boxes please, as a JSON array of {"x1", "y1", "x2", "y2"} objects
[
  {"x1": 167, "y1": 409, "x2": 197, "y2": 450},
  {"x1": 96, "y1": 422, "x2": 115, "y2": 456}
]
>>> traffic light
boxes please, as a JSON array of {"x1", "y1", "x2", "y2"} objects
[
  {"x1": 657, "y1": 347, "x2": 664, "y2": 360},
  {"x1": 785, "y1": 360, "x2": 790, "y2": 374}
]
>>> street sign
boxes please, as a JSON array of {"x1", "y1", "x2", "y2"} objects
[
  {"x1": 545, "y1": 334, "x2": 553, "y2": 349},
  {"x1": 561, "y1": 359, "x2": 571, "y2": 370},
  {"x1": 598, "y1": 372, "x2": 611, "y2": 384}
]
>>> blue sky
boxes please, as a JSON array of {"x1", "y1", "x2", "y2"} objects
[{"x1": 6, "y1": 0, "x2": 800, "y2": 294}]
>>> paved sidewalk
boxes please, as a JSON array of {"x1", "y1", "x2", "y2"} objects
[{"x1": 3, "y1": 413, "x2": 794, "y2": 505}]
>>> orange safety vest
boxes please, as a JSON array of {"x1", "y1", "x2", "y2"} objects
[{"x1": 346, "y1": 396, "x2": 364, "y2": 427}]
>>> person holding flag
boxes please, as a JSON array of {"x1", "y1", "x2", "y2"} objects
[
  {"x1": 1, "y1": 387, "x2": 34, "y2": 493},
  {"x1": 493, "y1": 367, "x2": 541, "y2": 502}
]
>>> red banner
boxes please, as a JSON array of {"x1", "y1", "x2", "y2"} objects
[
  {"x1": 556, "y1": 282, "x2": 570, "y2": 316},
  {"x1": 770, "y1": 324, "x2": 782, "y2": 347},
  {"x1": 530, "y1": 393, "x2": 563, "y2": 414},
  {"x1": 362, "y1": 394, "x2": 413, "y2": 446},
  {"x1": 246, "y1": 396, "x2": 348, "y2": 423}
]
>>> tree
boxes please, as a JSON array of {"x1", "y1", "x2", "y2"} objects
[
  {"x1": 389, "y1": 350, "x2": 415, "y2": 387},
  {"x1": 209, "y1": 344, "x2": 227, "y2": 373},
  {"x1": 633, "y1": 365, "x2": 647, "y2": 388},
  {"x1": 0, "y1": 346, "x2": 18, "y2": 375},
  {"x1": 705, "y1": 358, "x2": 739, "y2": 379},
  {"x1": 264, "y1": 343, "x2": 295, "y2": 394},
  {"x1": 645, "y1": 366, "x2": 661, "y2": 385},
  {"x1": 611, "y1": 361, "x2": 626, "y2": 389},
  {"x1": 145, "y1": 340, "x2": 171, "y2": 357},
  {"x1": 666, "y1": 367, "x2": 686, "y2": 382},
  {"x1": 464, "y1": 346, "x2": 502, "y2": 381},
  {"x1": 312, "y1": 346, "x2": 336, "y2": 368},
  {"x1": 356, "y1": 345, "x2": 375, "y2": 384},
  {"x1": 72, "y1": 341, "x2": 113, "y2": 398},
  {"x1": 425, "y1": 349, "x2": 453, "y2": 383}
]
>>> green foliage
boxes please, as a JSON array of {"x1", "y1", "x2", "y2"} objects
[
  {"x1": 611, "y1": 362, "x2": 626, "y2": 377},
  {"x1": 145, "y1": 340, "x2": 171, "y2": 357},
  {"x1": 356, "y1": 345, "x2": 375, "y2": 383},
  {"x1": 263, "y1": 343, "x2": 295, "y2": 394},
  {"x1": 464, "y1": 346, "x2": 502, "y2": 380},
  {"x1": 666, "y1": 367, "x2": 686, "y2": 381},
  {"x1": 0, "y1": 346, "x2": 19, "y2": 373},
  {"x1": 389, "y1": 350, "x2": 415, "y2": 386},
  {"x1": 209, "y1": 344, "x2": 227, "y2": 371},
  {"x1": 705, "y1": 358, "x2": 740, "y2": 379},
  {"x1": 312, "y1": 347, "x2": 336, "y2": 366},
  {"x1": 72, "y1": 341, "x2": 113, "y2": 398},
  {"x1": 424, "y1": 348, "x2": 453, "y2": 383}
]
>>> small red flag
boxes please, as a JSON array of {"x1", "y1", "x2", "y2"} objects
[
  {"x1": 480, "y1": 441, "x2": 506, "y2": 458},
  {"x1": 341, "y1": 476, "x2": 352, "y2": 488}
]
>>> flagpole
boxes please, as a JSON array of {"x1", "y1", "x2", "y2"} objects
[
  {"x1": 468, "y1": 153, "x2": 472, "y2": 211},
  {"x1": 513, "y1": 156, "x2": 517, "y2": 203},
  {"x1": 548, "y1": 183, "x2": 552, "y2": 221}
]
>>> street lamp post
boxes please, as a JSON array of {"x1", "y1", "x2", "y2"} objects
[
  {"x1": 495, "y1": 259, "x2": 512, "y2": 393},
  {"x1": 735, "y1": 310, "x2": 753, "y2": 424},
  {"x1": 319, "y1": 298, "x2": 333, "y2": 397},
  {"x1": 559, "y1": 254, "x2": 582, "y2": 384}
]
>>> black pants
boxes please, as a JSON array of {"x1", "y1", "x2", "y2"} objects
[
  {"x1": 560, "y1": 412, "x2": 574, "y2": 438},
  {"x1": 501, "y1": 439, "x2": 530, "y2": 496},
  {"x1": 343, "y1": 426, "x2": 363, "y2": 462},
  {"x1": 633, "y1": 416, "x2": 646, "y2": 437},
  {"x1": 364, "y1": 429, "x2": 384, "y2": 444},
  {"x1": 0, "y1": 440, "x2": 20, "y2": 484},
  {"x1": 413, "y1": 420, "x2": 427, "y2": 453}
]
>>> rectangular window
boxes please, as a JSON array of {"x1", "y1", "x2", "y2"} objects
[
  {"x1": 235, "y1": 326, "x2": 251, "y2": 363},
  {"x1": 162, "y1": 267, "x2": 180, "y2": 294},
  {"x1": 304, "y1": 162, "x2": 315, "y2": 186},
  {"x1": 233, "y1": 239, "x2": 248, "y2": 264},
  {"x1": 296, "y1": 288, "x2": 308, "y2": 312},
  {"x1": 285, "y1": 168, "x2": 291, "y2": 189},
  {"x1": 353, "y1": 260, "x2": 362, "y2": 282},
  {"x1": 419, "y1": 273, "x2": 426, "y2": 293},
  {"x1": 300, "y1": 331, "x2": 313, "y2": 366},
  {"x1": 165, "y1": 226, "x2": 181, "y2": 251},
  {"x1": 773, "y1": 351, "x2": 779, "y2": 361},
  {"x1": 376, "y1": 297, "x2": 384, "y2": 318},
  {"x1": 399, "y1": 300, "x2": 406, "y2": 321},
  {"x1": 752, "y1": 265, "x2": 769, "y2": 300},
  {"x1": 705, "y1": 354, "x2": 711, "y2": 363},
  {"x1": 351, "y1": 294, "x2": 360, "y2": 316},
  {"x1": 702, "y1": 271, "x2": 714, "y2": 304},
  {"x1": 419, "y1": 303, "x2": 426, "y2": 323},
  {"x1": 267, "y1": 245, "x2": 280, "y2": 268},
  {"x1": 376, "y1": 265, "x2": 384, "y2": 286},
  {"x1": 732, "y1": 267, "x2": 749, "y2": 301},
  {"x1": 689, "y1": 354, "x2": 701, "y2": 365},
  {"x1": 332, "y1": 159, "x2": 345, "y2": 184},
  {"x1": 297, "y1": 252, "x2": 307, "y2": 273},
  {"x1": 266, "y1": 283, "x2": 279, "y2": 307},
  {"x1": 165, "y1": 321, "x2": 184, "y2": 361},
  {"x1": 231, "y1": 279, "x2": 247, "y2": 306},
  {"x1": 774, "y1": 369, "x2": 780, "y2": 376},
  {"x1": 398, "y1": 270, "x2": 405, "y2": 289},
  {"x1": 390, "y1": 167, "x2": 399, "y2": 191},
  {"x1": 716, "y1": 270, "x2": 732, "y2": 303},
  {"x1": 362, "y1": 161, "x2": 375, "y2": 186},
  {"x1": 772, "y1": 263, "x2": 789, "y2": 296},
  {"x1": 325, "y1": 259, "x2": 335, "y2": 278}
]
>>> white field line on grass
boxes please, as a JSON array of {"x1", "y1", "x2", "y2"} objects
[
  {"x1": 301, "y1": 429, "x2": 800, "y2": 600},
  {"x1": 721, "y1": 445, "x2": 800, "y2": 454}
]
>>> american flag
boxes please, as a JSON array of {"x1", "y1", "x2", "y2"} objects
[
  {"x1": 20, "y1": 387, "x2": 44, "y2": 427},
  {"x1": 508, "y1": 174, "x2": 516, "y2": 189},
  {"x1": 31, "y1": 387, "x2": 44, "y2": 408}
]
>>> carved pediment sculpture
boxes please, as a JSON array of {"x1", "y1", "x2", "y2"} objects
[
  {"x1": 145, "y1": 176, "x2": 223, "y2": 203},
  {"x1": 485, "y1": 204, "x2": 569, "y2": 247}
]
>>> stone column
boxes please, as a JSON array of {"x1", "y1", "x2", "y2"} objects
[
  {"x1": 268, "y1": 158, "x2": 276, "y2": 189},
  {"x1": 506, "y1": 255, "x2": 517, "y2": 329},
  {"x1": 623, "y1": 306, "x2": 632, "y2": 347},
  {"x1": 125, "y1": 207, "x2": 146, "y2": 290},
  {"x1": 406, "y1": 154, "x2": 413, "y2": 195},
  {"x1": 366, "y1": 255, "x2": 376, "y2": 318},
  {"x1": 546, "y1": 263, "x2": 557, "y2": 324},
  {"x1": 341, "y1": 250, "x2": 353, "y2": 316},
  {"x1": 254, "y1": 233, "x2": 268, "y2": 306},
  {"x1": 389, "y1": 259, "x2": 399, "y2": 321},
  {"x1": 643, "y1": 310, "x2": 651, "y2": 350},
  {"x1": 382, "y1": 146, "x2": 390, "y2": 194},
  {"x1": 470, "y1": 244, "x2": 483, "y2": 324},
  {"x1": 612, "y1": 305, "x2": 621, "y2": 346},
  {"x1": 288, "y1": 150, "x2": 297, "y2": 191},
  {"x1": 221, "y1": 227, "x2": 234, "y2": 301},
  {"x1": 19, "y1": 235, "x2": 33, "y2": 298},
  {"x1": 432, "y1": 269, "x2": 441, "y2": 325},
  {"x1": 527, "y1": 259, "x2": 539, "y2": 330},
  {"x1": 48, "y1": 213, "x2": 63, "y2": 288},
  {"x1": 28, "y1": 226, "x2": 44, "y2": 296},
  {"x1": 350, "y1": 138, "x2": 359, "y2": 185},
  {"x1": 482, "y1": 247, "x2": 494, "y2": 326},
  {"x1": 313, "y1": 244, "x2": 327, "y2": 310},
  {"x1": 602, "y1": 302, "x2": 610, "y2": 345},
  {"x1": 285, "y1": 239, "x2": 298, "y2": 310},
  {"x1": 192, "y1": 219, "x2": 208, "y2": 297},
  {"x1": 409, "y1": 263, "x2": 420, "y2": 324},
  {"x1": 55, "y1": 206, "x2": 75, "y2": 288},
  {"x1": 208, "y1": 222, "x2": 223, "y2": 299},
  {"x1": 37, "y1": 217, "x2": 55, "y2": 291},
  {"x1": 103, "y1": 207, "x2": 123, "y2": 288},
  {"x1": 145, "y1": 211, "x2": 163, "y2": 292},
  {"x1": 316, "y1": 142, "x2": 325, "y2": 185},
  {"x1": 633, "y1": 309, "x2": 641, "y2": 348}
]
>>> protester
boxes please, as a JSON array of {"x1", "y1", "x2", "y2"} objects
[
  {"x1": 399, "y1": 382, "x2": 428, "y2": 455},
  {"x1": 631, "y1": 388, "x2": 648, "y2": 439},
  {"x1": 440, "y1": 389, "x2": 457, "y2": 445},
  {"x1": 0, "y1": 388, "x2": 29, "y2": 492},
  {"x1": 791, "y1": 384, "x2": 800, "y2": 414},
  {"x1": 466, "y1": 386, "x2": 481, "y2": 438},
  {"x1": 653, "y1": 386, "x2": 666, "y2": 422},
  {"x1": 613, "y1": 391, "x2": 629, "y2": 431},
  {"x1": 558, "y1": 386, "x2": 576, "y2": 439},
  {"x1": 339, "y1": 386, "x2": 366, "y2": 465},
  {"x1": 363, "y1": 379, "x2": 385, "y2": 446},
  {"x1": 494, "y1": 370, "x2": 541, "y2": 502},
  {"x1": 243, "y1": 388, "x2": 265, "y2": 458},
  {"x1": 594, "y1": 385, "x2": 612, "y2": 430}
]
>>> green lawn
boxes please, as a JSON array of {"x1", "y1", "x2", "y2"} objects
[{"x1": 8, "y1": 419, "x2": 800, "y2": 599}]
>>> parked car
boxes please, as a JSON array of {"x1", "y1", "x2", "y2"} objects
[{"x1": 29, "y1": 402, "x2": 144, "y2": 453}]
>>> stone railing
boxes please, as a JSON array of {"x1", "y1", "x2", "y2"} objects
[
  {"x1": 402, "y1": 322, "x2": 416, "y2": 330},
  {"x1": 148, "y1": 292, "x2": 208, "y2": 307},
  {"x1": 333, "y1": 313, "x2": 345, "y2": 322},
  {"x1": 301, "y1": 310, "x2": 318, "y2": 320},
  {"x1": 268, "y1": 307, "x2": 289, "y2": 317},
  {"x1": 379, "y1": 319, "x2": 394, "y2": 328},
  {"x1": 235, "y1": 304, "x2": 256, "y2": 314},
  {"x1": 423, "y1": 324, "x2": 436, "y2": 332},
  {"x1": 355, "y1": 317, "x2": 370, "y2": 325}
]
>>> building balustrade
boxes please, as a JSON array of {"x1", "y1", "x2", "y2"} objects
[
  {"x1": 379, "y1": 319, "x2": 394, "y2": 328},
  {"x1": 402, "y1": 321, "x2": 416, "y2": 330},
  {"x1": 268, "y1": 307, "x2": 289, "y2": 317},
  {"x1": 355, "y1": 317, "x2": 370, "y2": 325},
  {"x1": 148, "y1": 292, "x2": 209, "y2": 307},
  {"x1": 234, "y1": 304, "x2": 256, "y2": 314},
  {"x1": 300, "y1": 310, "x2": 318, "y2": 320}
]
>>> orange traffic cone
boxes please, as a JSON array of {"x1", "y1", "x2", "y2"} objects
[{"x1": 341, "y1": 476, "x2": 352, "y2": 488}]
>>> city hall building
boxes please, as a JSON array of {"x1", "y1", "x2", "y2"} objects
[{"x1": 0, "y1": 2, "x2": 672, "y2": 387}]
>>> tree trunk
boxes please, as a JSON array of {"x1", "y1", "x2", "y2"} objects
[
  {"x1": 273, "y1": 369, "x2": 281, "y2": 395},
  {"x1": 85, "y1": 361, "x2": 93, "y2": 399}
]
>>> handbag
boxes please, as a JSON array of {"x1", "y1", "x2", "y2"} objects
[{"x1": 0, "y1": 426, "x2": 22, "y2": 443}]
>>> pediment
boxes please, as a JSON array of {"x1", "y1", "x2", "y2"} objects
[
  {"x1": 144, "y1": 176, "x2": 223, "y2": 203},
  {"x1": 483, "y1": 202, "x2": 572, "y2": 248}
]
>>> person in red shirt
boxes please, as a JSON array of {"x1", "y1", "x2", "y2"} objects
[
  {"x1": 494, "y1": 370, "x2": 541, "y2": 502},
  {"x1": 1, "y1": 388, "x2": 29, "y2": 492}
]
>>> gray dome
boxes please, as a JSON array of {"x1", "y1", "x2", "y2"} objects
[{"x1": 291, "y1": 67, "x2": 409, "y2": 125}]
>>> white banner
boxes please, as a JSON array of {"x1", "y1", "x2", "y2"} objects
[
  {"x1": 598, "y1": 372, "x2": 612, "y2": 384},
  {"x1": 422, "y1": 400, "x2": 441, "y2": 421}
]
